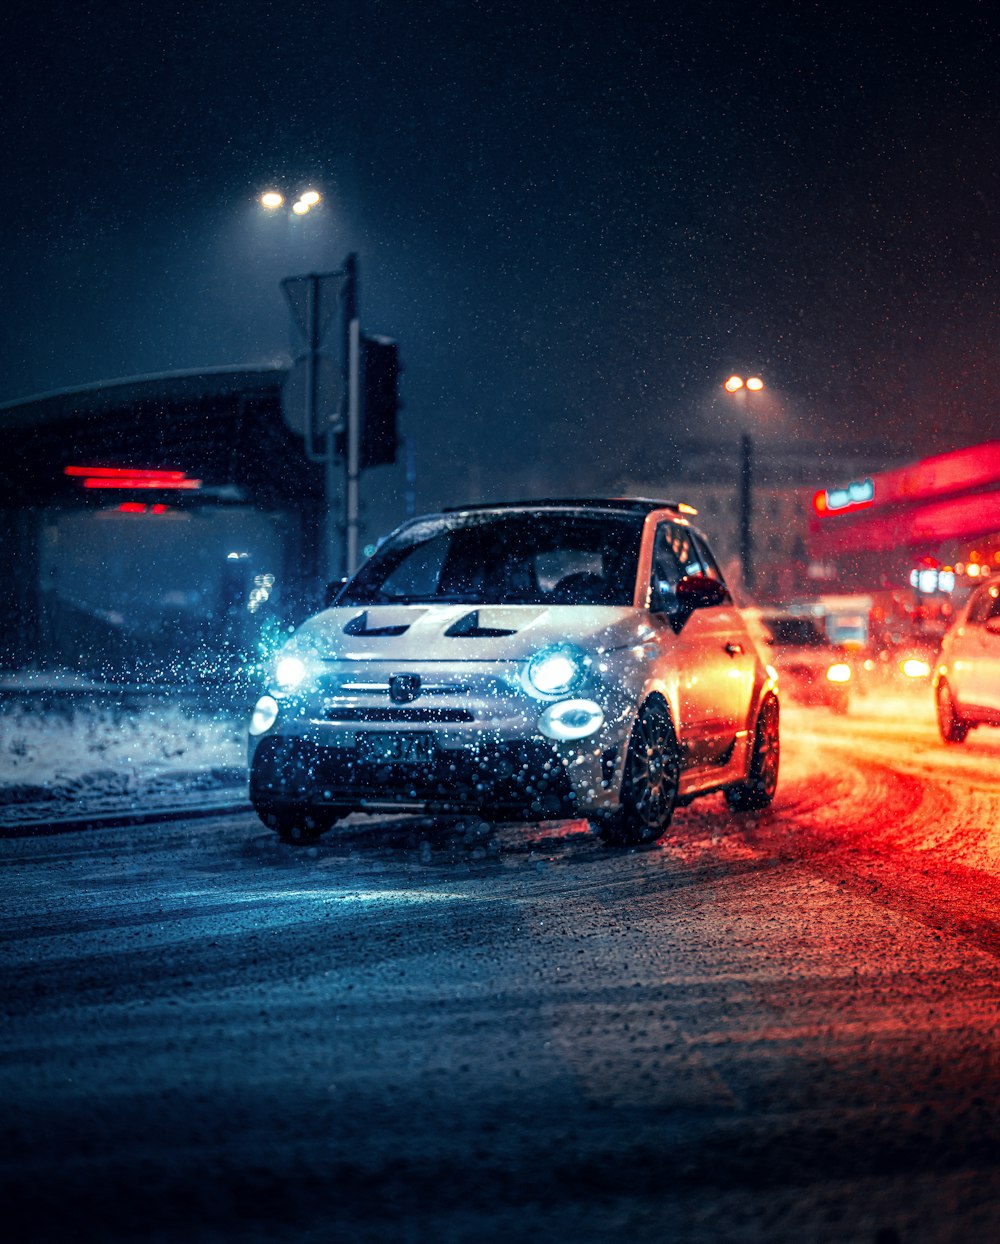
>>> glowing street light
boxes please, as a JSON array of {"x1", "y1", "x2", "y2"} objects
[
  {"x1": 725, "y1": 374, "x2": 764, "y2": 393},
  {"x1": 723, "y1": 374, "x2": 767, "y2": 591},
  {"x1": 259, "y1": 186, "x2": 322, "y2": 216}
]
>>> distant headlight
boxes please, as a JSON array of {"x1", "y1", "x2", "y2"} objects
[
  {"x1": 826, "y1": 662, "x2": 852, "y2": 684},
  {"x1": 901, "y1": 658, "x2": 931, "y2": 679},
  {"x1": 249, "y1": 695, "x2": 279, "y2": 736},
  {"x1": 275, "y1": 654, "x2": 308, "y2": 690},
  {"x1": 526, "y1": 646, "x2": 587, "y2": 697},
  {"x1": 538, "y1": 699, "x2": 605, "y2": 741}
]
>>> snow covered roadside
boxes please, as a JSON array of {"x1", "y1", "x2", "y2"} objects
[{"x1": 0, "y1": 675, "x2": 250, "y2": 830}]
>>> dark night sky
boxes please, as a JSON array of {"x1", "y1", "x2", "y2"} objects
[{"x1": 2, "y1": 0, "x2": 998, "y2": 510}]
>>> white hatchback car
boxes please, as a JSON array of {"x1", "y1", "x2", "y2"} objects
[
  {"x1": 248, "y1": 499, "x2": 779, "y2": 844},
  {"x1": 935, "y1": 580, "x2": 1000, "y2": 743}
]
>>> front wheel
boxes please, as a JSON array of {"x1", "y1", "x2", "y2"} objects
[
  {"x1": 598, "y1": 702, "x2": 680, "y2": 846},
  {"x1": 256, "y1": 804, "x2": 328, "y2": 845},
  {"x1": 725, "y1": 696, "x2": 779, "y2": 812},
  {"x1": 936, "y1": 680, "x2": 969, "y2": 744}
]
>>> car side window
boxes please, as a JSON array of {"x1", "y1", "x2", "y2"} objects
[
  {"x1": 691, "y1": 532, "x2": 726, "y2": 585},
  {"x1": 650, "y1": 523, "x2": 695, "y2": 612}
]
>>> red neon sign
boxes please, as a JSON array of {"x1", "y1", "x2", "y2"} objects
[
  {"x1": 65, "y1": 465, "x2": 201, "y2": 491},
  {"x1": 813, "y1": 478, "x2": 875, "y2": 516},
  {"x1": 81, "y1": 476, "x2": 201, "y2": 490}
]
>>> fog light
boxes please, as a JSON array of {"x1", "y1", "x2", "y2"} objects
[
  {"x1": 249, "y1": 695, "x2": 279, "y2": 736},
  {"x1": 538, "y1": 698, "x2": 604, "y2": 741}
]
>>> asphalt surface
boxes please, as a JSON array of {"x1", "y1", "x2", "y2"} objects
[{"x1": 1, "y1": 695, "x2": 999, "y2": 1243}]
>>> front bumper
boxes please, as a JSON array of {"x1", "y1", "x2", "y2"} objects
[
  {"x1": 250, "y1": 731, "x2": 617, "y2": 820},
  {"x1": 247, "y1": 648, "x2": 646, "y2": 821}
]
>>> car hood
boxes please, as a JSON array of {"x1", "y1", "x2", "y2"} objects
[{"x1": 289, "y1": 603, "x2": 646, "y2": 663}]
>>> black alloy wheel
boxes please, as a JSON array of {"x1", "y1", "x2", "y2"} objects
[
  {"x1": 261, "y1": 805, "x2": 326, "y2": 845},
  {"x1": 935, "y1": 680, "x2": 970, "y2": 744},
  {"x1": 725, "y1": 695, "x2": 780, "y2": 812},
  {"x1": 599, "y1": 701, "x2": 680, "y2": 845}
]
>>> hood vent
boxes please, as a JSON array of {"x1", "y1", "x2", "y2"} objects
[
  {"x1": 343, "y1": 610, "x2": 411, "y2": 638},
  {"x1": 445, "y1": 610, "x2": 517, "y2": 638}
]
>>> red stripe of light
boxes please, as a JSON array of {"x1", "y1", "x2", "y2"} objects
[
  {"x1": 82, "y1": 477, "x2": 201, "y2": 490},
  {"x1": 65, "y1": 465, "x2": 189, "y2": 481}
]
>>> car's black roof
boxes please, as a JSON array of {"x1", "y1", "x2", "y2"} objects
[{"x1": 442, "y1": 497, "x2": 692, "y2": 516}]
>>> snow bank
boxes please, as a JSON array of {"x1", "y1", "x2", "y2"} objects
[{"x1": 0, "y1": 682, "x2": 248, "y2": 826}]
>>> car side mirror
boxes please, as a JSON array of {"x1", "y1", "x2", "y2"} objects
[
  {"x1": 675, "y1": 574, "x2": 728, "y2": 610},
  {"x1": 985, "y1": 616, "x2": 1000, "y2": 636},
  {"x1": 324, "y1": 577, "x2": 349, "y2": 609}
]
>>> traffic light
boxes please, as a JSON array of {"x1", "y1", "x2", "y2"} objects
[{"x1": 360, "y1": 335, "x2": 401, "y2": 468}]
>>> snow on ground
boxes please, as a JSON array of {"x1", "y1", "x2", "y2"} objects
[{"x1": 0, "y1": 672, "x2": 248, "y2": 826}]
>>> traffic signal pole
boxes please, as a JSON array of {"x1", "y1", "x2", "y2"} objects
[
  {"x1": 739, "y1": 431, "x2": 754, "y2": 592},
  {"x1": 281, "y1": 252, "x2": 399, "y2": 585},
  {"x1": 341, "y1": 253, "x2": 361, "y2": 578},
  {"x1": 344, "y1": 317, "x2": 361, "y2": 576}
]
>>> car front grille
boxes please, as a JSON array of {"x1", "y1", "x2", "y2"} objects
[
  {"x1": 323, "y1": 707, "x2": 476, "y2": 723},
  {"x1": 250, "y1": 734, "x2": 576, "y2": 817}
]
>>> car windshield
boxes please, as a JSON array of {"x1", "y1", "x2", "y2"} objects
[
  {"x1": 763, "y1": 617, "x2": 828, "y2": 647},
  {"x1": 338, "y1": 511, "x2": 643, "y2": 606}
]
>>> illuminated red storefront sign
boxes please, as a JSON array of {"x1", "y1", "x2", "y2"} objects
[
  {"x1": 64, "y1": 465, "x2": 201, "y2": 490},
  {"x1": 813, "y1": 477, "x2": 875, "y2": 516},
  {"x1": 808, "y1": 442, "x2": 1000, "y2": 559}
]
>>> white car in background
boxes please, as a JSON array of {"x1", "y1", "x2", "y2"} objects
[
  {"x1": 248, "y1": 499, "x2": 779, "y2": 845},
  {"x1": 743, "y1": 609, "x2": 853, "y2": 713},
  {"x1": 935, "y1": 581, "x2": 1000, "y2": 743}
]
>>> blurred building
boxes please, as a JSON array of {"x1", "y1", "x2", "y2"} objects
[
  {"x1": 0, "y1": 367, "x2": 326, "y2": 678},
  {"x1": 615, "y1": 438, "x2": 901, "y2": 602}
]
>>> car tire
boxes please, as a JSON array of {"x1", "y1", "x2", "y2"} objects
[
  {"x1": 725, "y1": 695, "x2": 780, "y2": 812},
  {"x1": 598, "y1": 701, "x2": 680, "y2": 846},
  {"x1": 936, "y1": 680, "x2": 969, "y2": 744},
  {"x1": 258, "y1": 805, "x2": 327, "y2": 845}
]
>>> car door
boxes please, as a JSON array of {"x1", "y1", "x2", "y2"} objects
[
  {"x1": 649, "y1": 522, "x2": 754, "y2": 767},
  {"x1": 952, "y1": 586, "x2": 992, "y2": 713},
  {"x1": 978, "y1": 586, "x2": 1000, "y2": 713}
]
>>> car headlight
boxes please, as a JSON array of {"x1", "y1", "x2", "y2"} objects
[
  {"x1": 826, "y1": 662, "x2": 852, "y2": 684},
  {"x1": 275, "y1": 654, "x2": 308, "y2": 690},
  {"x1": 538, "y1": 698, "x2": 605, "y2": 741},
  {"x1": 525, "y1": 646, "x2": 587, "y2": 697},
  {"x1": 249, "y1": 695, "x2": 279, "y2": 736}
]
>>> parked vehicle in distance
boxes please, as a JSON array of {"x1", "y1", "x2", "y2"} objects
[
  {"x1": 858, "y1": 633, "x2": 939, "y2": 692},
  {"x1": 248, "y1": 498, "x2": 779, "y2": 845},
  {"x1": 934, "y1": 581, "x2": 1000, "y2": 743},
  {"x1": 743, "y1": 608, "x2": 852, "y2": 713}
]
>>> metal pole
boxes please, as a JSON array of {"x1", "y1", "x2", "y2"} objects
[
  {"x1": 404, "y1": 434, "x2": 417, "y2": 518},
  {"x1": 739, "y1": 431, "x2": 754, "y2": 592},
  {"x1": 305, "y1": 274, "x2": 320, "y2": 457},
  {"x1": 345, "y1": 318, "x2": 362, "y2": 575}
]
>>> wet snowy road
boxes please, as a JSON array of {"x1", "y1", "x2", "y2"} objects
[{"x1": 2, "y1": 695, "x2": 999, "y2": 1243}]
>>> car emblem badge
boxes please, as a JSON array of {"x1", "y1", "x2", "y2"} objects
[{"x1": 389, "y1": 674, "x2": 421, "y2": 704}]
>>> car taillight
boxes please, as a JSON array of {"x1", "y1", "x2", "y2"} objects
[{"x1": 901, "y1": 658, "x2": 931, "y2": 679}]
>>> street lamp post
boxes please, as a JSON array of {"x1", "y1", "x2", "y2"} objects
[{"x1": 724, "y1": 374, "x2": 765, "y2": 593}]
